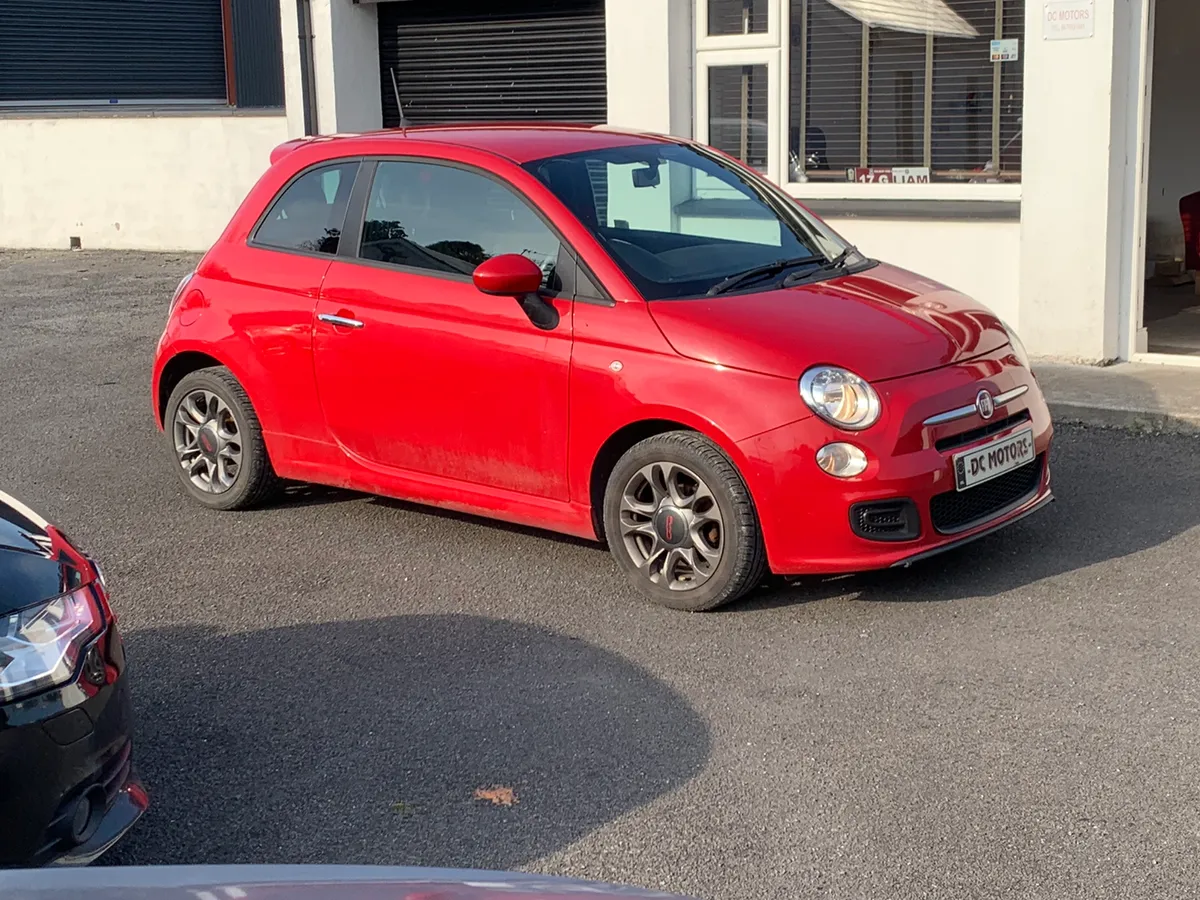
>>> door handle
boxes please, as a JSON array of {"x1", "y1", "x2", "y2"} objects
[{"x1": 318, "y1": 313, "x2": 364, "y2": 329}]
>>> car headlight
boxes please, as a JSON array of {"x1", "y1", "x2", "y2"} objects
[
  {"x1": 1002, "y1": 320, "x2": 1030, "y2": 369},
  {"x1": 0, "y1": 588, "x2": 103, "y2": 703},
  {"x1": 799, "y1": 366, "x2": 881, "y2": 430}
]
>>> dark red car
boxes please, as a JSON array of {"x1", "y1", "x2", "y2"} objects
[{"x1": 152, "y1": 125, "x2": 1052, "y2": 610}]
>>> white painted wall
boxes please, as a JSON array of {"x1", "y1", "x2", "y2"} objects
[
  {"x1": 0, "y1": 115, "x2": 288, "y2": 251},
  {"x1": 280, "y1": 0, "x2": 307, "y2": 139},
  {"x1": 606, "y1": 0, "x2": 693, "y2": 135},
  {"x1": 1145, "y1": 0, "x2": 1200, "y2": 260},
  {"x1": 824, "y1": 217, "x2": 1022, "y2": 326},
  {"x1": 282, "y1": 0, "x2": 382, "y2": 137},
  {"x1": 1018, "y1": 0, "x2": 1126, "y2": 361}
]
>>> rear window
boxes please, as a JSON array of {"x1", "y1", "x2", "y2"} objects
[{"x1": 254, "y1": 162, "x2": 359, "y2": 255}]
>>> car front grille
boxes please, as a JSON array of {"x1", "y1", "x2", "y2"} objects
[
  {"x1": 850, "y1": 499, "x2": 921, "y2": 542},
  {"x1": 929, "y1": 455, "x2": 1043, "y2": 534},
  {"x1": 935, "y1": 410, "x2": 1032, "y2": 453}
]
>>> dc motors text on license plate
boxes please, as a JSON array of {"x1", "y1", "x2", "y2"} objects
[{"x1": 954, "y1": 428, "x2": 1035, "y2": 491}]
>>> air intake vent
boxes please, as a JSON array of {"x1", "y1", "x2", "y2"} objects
[
  {"x1": 850, "y1": 499, "x2": 921, "y2": 542},
  {"x1": 930, "y1": 455, "x2": 1043, "y2": 534}
]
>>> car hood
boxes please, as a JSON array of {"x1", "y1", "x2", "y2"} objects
[
  {"x1": 0, "y1": 491, "x2": 84, "y2": 614},
  {"x1": 647, "y1": 262, "x2": 1010, "y2": 382}
]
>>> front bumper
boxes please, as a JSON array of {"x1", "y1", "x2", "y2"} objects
[
  {"x1": 0, "y1": 626, "x2": 147, "y2": 868},
  {"x1": 736, "y1": 349, "x2": 1054, "y2": 575}
]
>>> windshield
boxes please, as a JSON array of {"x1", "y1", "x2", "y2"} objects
[{"x1": 523, "y1": 141, "x2": 850, "y2": 300}]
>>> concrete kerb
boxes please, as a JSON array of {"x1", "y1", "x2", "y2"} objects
[{"x1": 1035, "y1": 361, "x2": 1200, "y2": 436}]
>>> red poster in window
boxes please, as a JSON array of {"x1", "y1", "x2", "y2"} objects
[{"x1": 847, "y1": 167, "x2": 930, "y2": 184}]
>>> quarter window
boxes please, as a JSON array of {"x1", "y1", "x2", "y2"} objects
[
  {"x1": 359, "y1": 161, "x2": 561, "y2": 288},
  {"x1": 254, "y1": 162, "x2": 359, "y2": 255}
]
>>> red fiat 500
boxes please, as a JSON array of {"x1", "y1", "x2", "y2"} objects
[{"x1": 152, "y1": 125, "x2": 1052, "y2": 610}]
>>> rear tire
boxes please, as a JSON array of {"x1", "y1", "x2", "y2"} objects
[
  {"x1": 164, "y1": 366, "x2": 280, "y2": 511},
  {"x1": 602, "y1": 431, "x2": 767, "y2": 611}
]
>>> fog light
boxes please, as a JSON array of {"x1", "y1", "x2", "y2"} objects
[
  {"x1": 815, "y1": 442, "x2": 868, "y2": 478},
  {"x1": 64, "y1": 787, "x2": 104, "y2": 846}
]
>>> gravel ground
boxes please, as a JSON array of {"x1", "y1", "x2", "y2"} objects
[{"x1": 2, "y1": 250, "x2": 1199, "y2": 900}]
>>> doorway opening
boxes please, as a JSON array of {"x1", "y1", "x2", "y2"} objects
[{"x1": 1141, "y1": 0, "x2": 1200, "y2": 358}]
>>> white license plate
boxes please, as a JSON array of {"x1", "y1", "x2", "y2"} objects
[{"x1": 953, "y1": 428, "x2": 1035, "y2": 491}]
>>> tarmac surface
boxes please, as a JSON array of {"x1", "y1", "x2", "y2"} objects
[{"x1": 2, "y1": 250, "x2": 1198, "y2": 900}]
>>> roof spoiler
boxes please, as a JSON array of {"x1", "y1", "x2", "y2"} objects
[{"x1": 270, "y1": 137, "x2": 315, "y2": 165}]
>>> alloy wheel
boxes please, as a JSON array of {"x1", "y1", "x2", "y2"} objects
[
  {"x1": 618, "y1": 461, "x2": 725, "y2": 591},
  {"x1": 172, "y1": 390, "x2": 243, "y2": 494}
]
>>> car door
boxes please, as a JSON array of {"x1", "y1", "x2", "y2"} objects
[{"x1": 312, "y1": 157, "x2": 573, "y2": 500}]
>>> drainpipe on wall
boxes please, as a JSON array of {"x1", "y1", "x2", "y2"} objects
[{"x1": 297, "y1": 0, "x2": 319, "y2": 135}]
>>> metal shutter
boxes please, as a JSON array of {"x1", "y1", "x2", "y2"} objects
[
  {"x1": 0, "y1": 0, "x2": 226, "y2": 104},
  {"x1": 231, "y1": 0, "x2": 285, "y2": 108},
  {"x1": 378, "y1": 0, "x2": 606, "y2": 128}
]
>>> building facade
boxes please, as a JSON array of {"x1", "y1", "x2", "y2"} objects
[{"x1": 1, "y1": 0, "x2": 1189, "y2": 366}]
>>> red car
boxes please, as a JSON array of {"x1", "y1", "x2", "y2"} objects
[{"x1": 152, "y1": 125, "x2": 1053, "y2": 610}]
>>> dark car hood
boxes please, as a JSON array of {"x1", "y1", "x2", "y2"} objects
[
  {"x1": 0, "y1": 865, "x2": 695, "y2": 899},
  {"x1": 647, "y1": 262, "x2": 1010, "y2": 382},
  {"x1": 0, "y1": 492, "x2": 83, "y2": 614}
]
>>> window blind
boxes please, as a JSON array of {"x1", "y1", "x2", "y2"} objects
[{"x1": 708, "y1": 0, "x2": 770, "y2": 35}]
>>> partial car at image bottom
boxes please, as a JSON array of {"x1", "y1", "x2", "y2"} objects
[
  {"x1": 0, "y1": 864, "x2": 695, "y2": 899},
  {"x1": 0, "y1": 490, "x2": 146, "y2": 867},
  {"x1": 152, "y1": 124, "x2": 1053, "y2": 611}
]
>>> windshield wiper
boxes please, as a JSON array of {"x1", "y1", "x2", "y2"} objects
[
  {"x1": 781, "y1": 245, "x2": 861, "y2": 287},
  {"x1": 706, "y1": 256, "x2": 819, "y2": 297}
]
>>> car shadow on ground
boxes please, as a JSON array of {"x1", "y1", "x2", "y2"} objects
[
  {"x1": 736, "y1": 425, "x2": 1200, "y2": 610},
  {"x1": 103, "y1": 615, "x2": 709, "y2": 869}
]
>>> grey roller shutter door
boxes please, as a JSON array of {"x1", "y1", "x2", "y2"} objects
[{"x1": 378, "y1": 0, "x2": 607, "y2": 127}]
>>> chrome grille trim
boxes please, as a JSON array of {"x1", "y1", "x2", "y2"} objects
[{"x1": 923, "y1": 384, "x2": 1029, "y2": 427}]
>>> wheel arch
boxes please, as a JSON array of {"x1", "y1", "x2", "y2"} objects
[
  {"x1": 154, "y1": 347, "x2": 271, "y2": 432},
  {"x1": 587, "y1": 415, "x2": 752, "y2": 541}
]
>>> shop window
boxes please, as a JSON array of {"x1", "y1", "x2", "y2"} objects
[
  {"x1": 788, "y1": 0, "x2": 1023, "y2": 184},
  {"x1": 0, "y1": 0, "x2": 284, "y2": 109},
  {"x1": 708, "y1": 0, "x2": 770, "y2": 35}
]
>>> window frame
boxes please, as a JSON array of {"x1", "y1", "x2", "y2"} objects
[
  {"x1": 697, "y1": 0, "x2": 781, "y2": 51},
  {"x1": 337, "y1": 155, "x2": 615, "y2": 307},
  {"x1": 692, "y1": 0, "x2": 1022, "y2": 203},
  {"x1": 247, "y1": 159, "x2": 363, "y2": 259},
  {"x1": 695, "y1": 48, "x2": 784, "y2": 186}
]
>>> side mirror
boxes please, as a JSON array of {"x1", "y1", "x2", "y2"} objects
[
  {"x1": 473, "y1": 254, "x2": 544, "y2": 296},
  {"x1": 472, "y1": 253, "x2": 559, "y2": 331}
]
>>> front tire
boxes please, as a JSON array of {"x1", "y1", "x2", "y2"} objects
[
  {"x1": 164, "y1": 366, "x2": 280, "y2": 511},
  {"x1": 602, "y1": 431, "x2": 767, "y2": 611}
]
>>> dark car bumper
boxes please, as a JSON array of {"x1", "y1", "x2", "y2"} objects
[{"x1": 0, "y1": 627, "x2": 147, "y2": 868}]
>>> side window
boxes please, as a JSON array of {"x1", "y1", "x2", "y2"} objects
[
  {"x1": 254, "y1": 161, "x2": 359, "y2": 255},
  {"x1": 359, "y1": 160, "x2": 561, "y2": 288}
]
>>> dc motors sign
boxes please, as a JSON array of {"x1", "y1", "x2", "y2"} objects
[{"x1": 1044, "y1": 0, "x2": 1095, "y2": 40}]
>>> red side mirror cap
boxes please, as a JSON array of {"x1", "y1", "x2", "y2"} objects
[{"x1": 473, "y1": 254, "x2": 544, "y2": 296}]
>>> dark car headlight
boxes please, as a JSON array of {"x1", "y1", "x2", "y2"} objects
[{"x1": 0, "y1": 588, "x2": 103, "y2": 703}]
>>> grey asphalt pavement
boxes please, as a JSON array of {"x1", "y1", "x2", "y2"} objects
[{"x1": 2, "y1": 250, "x2": 1199, "y2": 900}]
